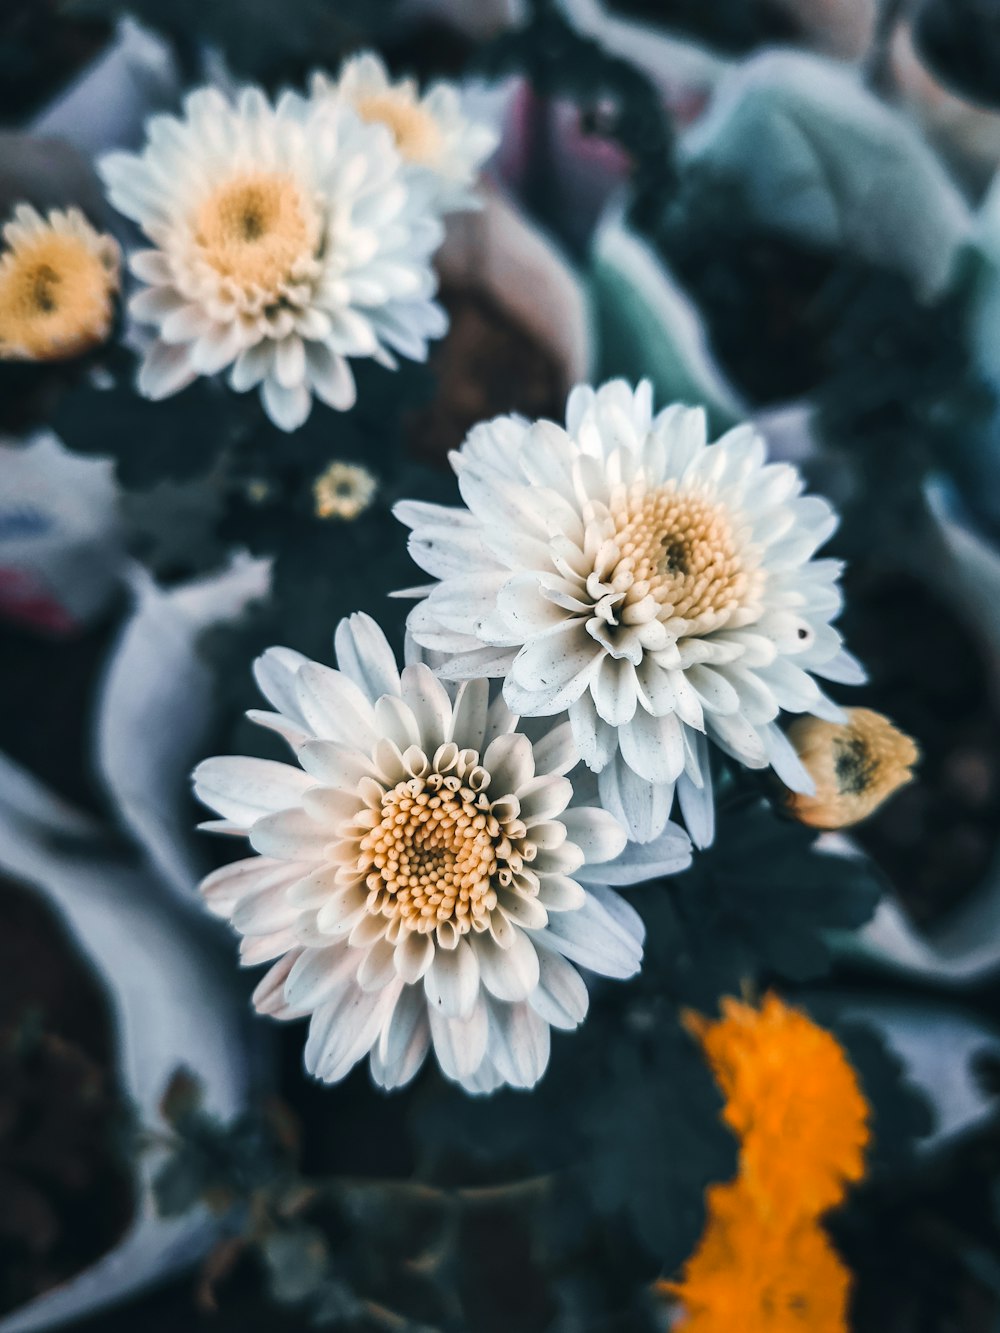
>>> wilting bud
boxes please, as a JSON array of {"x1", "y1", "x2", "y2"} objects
[
  {"x1": 784, "y1": 707, "x2": 918, "y2": 830},
  {"x1": 0, "y1": 205, "x2": 120, "y2": 362},
  {"x1": 312, "y1": 461, "x2": 377, "y2": 521}
]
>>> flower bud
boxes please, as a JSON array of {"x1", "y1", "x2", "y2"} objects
[{"x1": 784, "y1": 707, "x2": 918, "y2": 830}]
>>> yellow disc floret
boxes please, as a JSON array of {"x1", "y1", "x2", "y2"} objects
[{"x1": 193, "y1": 171, "x2": 321, "y2": 301}]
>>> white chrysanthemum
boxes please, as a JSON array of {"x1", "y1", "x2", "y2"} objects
[
  {"x1": 194, "y1": 614, "x2": 690, "y2": 1094},
  {"x1": 312, "y1": 53, "x2": 499, "y2": 214},
  {"x1": 100, "y1": 85, "x2": 448, "y2": 432},
  {"x1": 396, "y1": 381, "x2": 865, "y2": 847}
]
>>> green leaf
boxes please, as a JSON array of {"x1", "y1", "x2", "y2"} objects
[
  {"x1": 580, "y1": 1016, "x2": 736, "y2": 1273},
  {"x1": 262, "y1": 1224, "x2": 332, "y2": 1304},
  {"x1": 51, "y1": 370, "x2": 231, "y2": 487},
  {"x1": 636, "y1": 797, "x2": 883, "y2": 1008}
]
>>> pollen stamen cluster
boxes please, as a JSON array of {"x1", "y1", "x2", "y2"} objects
[
  {"x1": 610, "y1": 482, "x2": 748, "y2": 624},
  {"x1": 193, "y1": 171, "x2": 320, "y2": 301},
  {"x1": 359, "y1": 746, "x2": 532, "y2": 939}
]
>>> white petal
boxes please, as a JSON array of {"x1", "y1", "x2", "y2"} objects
[
  {"x1": 394, "y1": 931, "x2": 434, "y2": 983},
  {"x1": 598, "y1": 752, "x2": 675, "y2": 844},
  {"x1": 619, "y1": 709, "x2": 687, "y2": 786},
  {"x1": 424, "y1": 937, "x2": 480, "y2": 1018},
  {"x1": 372, "y1": 984, "x2": 430, "y2": 1089},
  {"x1": 334, "y1": 613, "x2": 401, "y2": 703},
  {"x1": 296, "y1": 662, "x2": 378, "y2": 749},
  {"x1": 285, "y1": 944, "x2": 358, "y2": 1013},
  {"x1": 559, "y1": 806, "x2": 628, "y2": 865},
  {"x1": 484, "y1": 999, "x2": 551, "y2": 1090},
  {"x1": 193, "y1": 755, "x2": 313, "y2": 824},
  {"x1": 250, "y1": 807, "x2": 332, "y2": 860},
  {"x1": 576, "y1": 820, "x2": 691, "y2": 885},
  {"x1": 400, "y1": 663, "x2": 452, "y2": 753},
  {"x1": 528, "y1": 947, "x2": 589, "y2": 1031},
  {"x1": 428, "y1": 996, "x2": 489, "y2": 1083},
  {"x1": 261, "y1": 376, "x2": 312, "y2": 432},
  {"x1": 481, "y1": 732, "x2": 536, "y2": 798},
  {"x1": 449, "y1": 678, "x2": 490, "y2": 751},
  {"x1": 254, "y1": 646, "x2": 310, "y2": 724},
  {"x1": 531, "y1": 721, "x2": 580, "y2": 777},
  {"x1": 253, "y1": 951, "x2": 307, "y2": 1019},
  {"x1": 677, "y1": 757, "x2": 715, "y2": 850},
  {"x1": 543, "y1": 886, "x2": 644, "y2": 979},
  {"x1": 357, "y1": 936, "x2": 401, "y2": 992},
  {"x1": 474, "y1": 927, "x2": 540, "y2": 1002}
]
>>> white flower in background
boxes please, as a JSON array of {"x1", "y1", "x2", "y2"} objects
[
  {"x1": 100, "y1": 85, "x2": 447, "y2": 432},
  {"x1": 397, "y1": 381, "x2": 864, "y2": 847},
  {"x1": 0, "y1": 205, "x2": 120, "y2": 362},
  {"x1": 194, "y1": 614, "x2": 690, "y2": 1094},
  {"x1": 312, "y1": 52, "x2": 499, "y2": 214}
]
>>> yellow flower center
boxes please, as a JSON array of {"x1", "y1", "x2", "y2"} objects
[
  {"x1": 313, "y1": 462, "x2": 377, "y2": 521},
  {"x1": 609, "y1": 484, "x2": 749, "y2": 623},
  {"x1": 355, "y1": 92, "x2": 444, "y2": 165},
  {"x1": 193, "y1": 171, "x2": 320, "y2": 299},
  {"x1": 0, "y1": 231, "x2": 118, "y2": 362},
  {"x1": 359, "y1": 749, "x2": 533, "y2": 939}
]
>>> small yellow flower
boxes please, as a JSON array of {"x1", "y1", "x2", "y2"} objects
[
  {"x1": 312, "y1": 461, "x2": 377, "y2": 521},
  {"x1": 784, "y1": 707, "x2": 918, "y2": 830},
  {"x1": 0, "y1": 205, "x2": 120, "y2": 362},
  {"x1": 686, "y1": 993, "x2": 870, "y2": 1219},
  {"x1": 659, "y1": 1180, "x2": 852, "y2": 1333}
]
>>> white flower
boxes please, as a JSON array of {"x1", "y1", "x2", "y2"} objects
[
  {"x1": 312, "y1": 52, "x2": 499, "y2": 214},
  {"x1": 194, "y1": 613, "x2": 690, "y2": 1094},
  {"x1": 100, "y1": 85, "x2": 448, "y2": 432},
  {"x1": 396, "y1": 381, "x2": 865, "y2": 847}
]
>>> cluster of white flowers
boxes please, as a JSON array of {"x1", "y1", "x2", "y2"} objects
[
  {"x1": 100, "y1": 54, "x2": 497, "y2": 431},
  {"x1": 195, "y1": 379, "x2": 860, "y2": 1096},
  {"x1": 164, "y1": 56, "x2": 861, "y2": 1099},
  {"x1": 397, "y1": 383, "x2": 864, "y2": 846}
]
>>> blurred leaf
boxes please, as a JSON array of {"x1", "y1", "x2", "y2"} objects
[
  {"x1": 680, "y1": 51, "x2": 967, "y2": 296},
  {"x1": 580, "y1": 1018, "x2": 736, "y2": 1272},
  {"x1": 476, "y1": 0, "x2": 676, "y2": 231},
  {"x1": 913, "y1": 0, "x2": 1000, "y2": 111},
  {"x1": 153, "y1": 1150, "x2": 211, "y2": 1218},
  {"x1": 66, "y1": 0, "x2": 401, "y2": 82},
  {"x1": 51, "y1": 366, "x2": 232, "y2": 487},
  {"x1": 604, "y1": 0, "x2": 797, "y2": 54},
  {"x1": 262, "y1": 1224, "x2": 332, "y2": 1304},
  {"x1": 634, "y1": 797, "x2": 883, "y2": 1008}
]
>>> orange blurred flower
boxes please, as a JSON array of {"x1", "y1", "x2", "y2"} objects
[
  {"x1": 686, "y1": 993, "x2": 871, "y2": 1219},
  {"x1": 659, "y1": 1179, "x2": 852, "y2": 1333}
]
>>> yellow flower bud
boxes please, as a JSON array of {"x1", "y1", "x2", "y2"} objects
[{"x1": 785, "y1": 707, "x2": 918, "y2": 830}]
